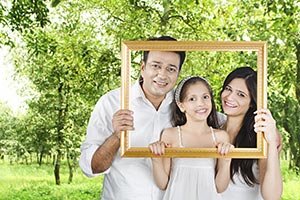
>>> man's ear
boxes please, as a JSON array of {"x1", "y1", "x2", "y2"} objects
[{"x1": 141, "y1": 61, "x2": 146, "y2": 71}]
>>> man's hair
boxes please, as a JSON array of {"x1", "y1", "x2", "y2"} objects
[{"x1": 142, "y1": 36, "x2": 186, "y2": 71}]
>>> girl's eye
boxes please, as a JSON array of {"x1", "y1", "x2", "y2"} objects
[
  {"x1": 203, "y1": 95, "x2": 210, "y2": 99},
  {"x1": 189, "y1": 97, "x2": 196, "y2": 101}
]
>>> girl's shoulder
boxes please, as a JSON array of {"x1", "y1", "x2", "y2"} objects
[
  {"x1": 161, "y1": 127, "x2": 179, "y2": 143},
  {"x1": 162, "y1": 127, "x2": 178, "y2": 136},
  {"x1": 213, "y1": 128, "x2": 227, "y2": 134},
  {"x1": 213, "y1": 128, "x2": 230, "y2": 142}
]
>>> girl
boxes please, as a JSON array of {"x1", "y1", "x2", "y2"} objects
[
  {"x1": 149, "y1": 76, "x2": 233, "y2": 200},
  {"x1": 219, "y1": 67, "x2": 283, "y2": 200}
]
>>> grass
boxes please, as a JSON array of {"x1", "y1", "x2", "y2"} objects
[
  {"x1": 0, "y1": 162, "x2": 103, "y2": 200},
  {"x1": 281, "y1": 160, "x2": 300, "y2": 200},
  {"x1": 0, "y1": 160, "x2": 299, "y2": 199}
]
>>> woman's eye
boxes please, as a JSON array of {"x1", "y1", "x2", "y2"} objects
[
  {"x1": 189, "y1": 97, "x2": 196, "y2": 101},
  {"x1": 225, "y1": 86, "x2": 231, "y2": 91},
  {"x1": 237, "y1": 92, "x2": 245, "y2": 97}
]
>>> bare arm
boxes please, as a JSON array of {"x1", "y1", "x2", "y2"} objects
[
  {"x1": 151, "y1": 156, "x2": 171, "y2": 190},
  {"x1": 215, "y1": 157, "x2": 232, "y2": 193},
  {"x1": 255, "y1": 109, "x2": 283, "y2": 200},
  {"x1": 91, "y1": 109, "x2": 134, "y2": 174},
  {"x1": 258, "y1": 143, "x2": 282, "y2": 200},
  {"x1": 215, "y1": 131, "x2": 234, "y2": 193},
  {"x1": 91, "y1": 133, "x2": 120, "y2": 173},
  {"x1": 149, "y1": 131, "x2": 172, "y2": 190}
]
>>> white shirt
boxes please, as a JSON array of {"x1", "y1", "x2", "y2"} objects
[{"x1": 79, "y1": 81, "x2": 174, "y2": 200}]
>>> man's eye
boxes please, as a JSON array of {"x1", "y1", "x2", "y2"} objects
[{"x1": 167, "y1": 67, "x2": 177, "y2": 73}]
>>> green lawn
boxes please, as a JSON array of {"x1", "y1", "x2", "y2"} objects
[
  {"x1": 0, "y1": 160, "x2": 299, "y2": 199},
  {"x1": 0, "y1": 162, "x2": 103, "y2": 200},
  {"x1": 281, "y1": 160, "x2": 300, "y2": 200}
]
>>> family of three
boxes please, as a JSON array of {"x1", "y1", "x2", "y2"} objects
[{"x1": 79, "y1": 36, "x2": 282, "y2": 200}]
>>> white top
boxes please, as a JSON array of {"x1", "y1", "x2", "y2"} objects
[
  {"x1": 79, "y1": 81, "x2": 174, "y2": 200},
  {"x1": 220, "y1": 161, "x2": 263, "y2": 200},
  {"x1": 163, "y1": 126, "x2": 221, "y2": 200}
]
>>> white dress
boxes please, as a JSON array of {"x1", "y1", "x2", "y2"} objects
[
  {"x1": 162, "y1": 126, "x2": 221, "y2": 200},
  {"x1": 220, "y1": 162, "x2": 263, "y2": 200}
]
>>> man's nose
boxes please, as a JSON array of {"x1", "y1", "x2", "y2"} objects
[{"x1": 157, "y1": 67, "x2": 167, "y2": 77}]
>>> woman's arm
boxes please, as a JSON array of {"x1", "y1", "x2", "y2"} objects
[
  {"x1": 258, "y1": 143, "x2": 282, "y2": 200},
  {"x1": 255, "y1": 109, "x2": 283, "y2": 200}
]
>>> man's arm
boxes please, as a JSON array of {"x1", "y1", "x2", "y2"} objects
[
  {"x1": 91, "y1": 133, "x2": 120, "y2": 173},
  {"x1": 91, "y1": 109, "x2": 134, "y2": 174}
]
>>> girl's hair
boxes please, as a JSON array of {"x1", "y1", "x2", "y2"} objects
[
  {"x1": 221, "y1": 66, "x2": 258, "y2": 186},
  {"x1": 171, "y1": 76, "x2": 220, "y2": 129}
]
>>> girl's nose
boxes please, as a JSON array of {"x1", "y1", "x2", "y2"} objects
[{"x1": 197, "y1": 98, "x2": 204, "y2": 106}]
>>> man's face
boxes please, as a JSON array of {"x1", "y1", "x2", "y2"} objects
[{"x1": 141, "y1": 51, "x2": 180, "y2": 103}]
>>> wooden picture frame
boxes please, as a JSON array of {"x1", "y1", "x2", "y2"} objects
[{"x1": 120, "y1": 41, "x2": 267, "y2": 158}]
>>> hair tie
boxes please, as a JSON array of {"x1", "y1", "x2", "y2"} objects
[{"x1": 174, "y1": 75, "x2": 209, "y2": 105}]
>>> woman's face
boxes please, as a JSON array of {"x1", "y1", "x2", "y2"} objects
[{"x1": 221, "y1": 78, "x2": 251, "y2": 117}]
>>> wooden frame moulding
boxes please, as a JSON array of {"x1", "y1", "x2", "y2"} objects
[{"x1": 120, "y1": 40, "x2": 267, "y2": 158}]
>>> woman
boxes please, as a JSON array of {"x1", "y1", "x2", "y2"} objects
[{"x1": 219, "y1": 67, "x2": 283, "y2": 200}]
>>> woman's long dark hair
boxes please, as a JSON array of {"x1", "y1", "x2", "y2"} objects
[
  {"x1": 171, "y1": 76, "x2": 220, "y2": 129},
  {"x1": 221, "y1": 66, "x2": 258, "y2": 186}
]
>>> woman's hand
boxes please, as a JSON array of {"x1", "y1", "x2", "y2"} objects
[{"x1": 254, "y1": 109, "x2": 277, "y2": 145}]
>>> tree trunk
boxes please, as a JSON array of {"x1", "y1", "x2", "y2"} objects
[
  {"x1": 54, "y1": 82, "x2": 65, "y2": 185},
  {"x1": 39, "y1": 149, "x2": 44, "y2": 166},
  {"x1": 294, "y1": 41, "x2": 300, "y2": 174},
  {"x1": 67, "y1": 149, "x2": 73, "y2": 184},
  {"x1": 54, "y1": 150, "x2": 61, "y2": 185}
]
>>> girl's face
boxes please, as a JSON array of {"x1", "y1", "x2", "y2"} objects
[
  {"x1": 221, "y1": 78, "x2": 251, "y2": 117},
  {"x1": 178, "y1": 81, "x2": 212, "y2": 122}
]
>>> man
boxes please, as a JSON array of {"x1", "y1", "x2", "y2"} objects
[{"x1": 79, "y1": 36, "x2": 186, "y2": 200}]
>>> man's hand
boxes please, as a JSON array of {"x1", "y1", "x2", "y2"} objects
[{"x1": 112, "y1": 109, "x2": 135, "y2": 138}]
